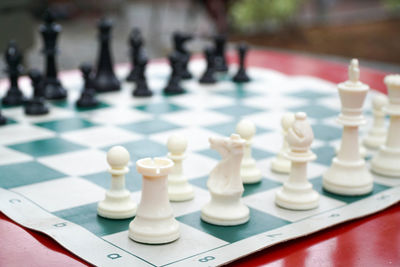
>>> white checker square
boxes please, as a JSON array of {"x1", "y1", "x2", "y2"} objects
[
  {"x1": 102, "y1": 223, "x2": 228, "y2": 266},
  {"x1": 0, "y1": 146, "x2": 33, "y2": 166},
  {"x1": 244, "y1": 188, "x2": 346, "y2": 222},
  {"x1": 12, "y1": 177, "x2": 105, "y2": 212},
  {"x1": 149, "y1": 127, "x2": 224, "y2": 152},
  {"x1": 81, "y1": 107, "x2": 152, "y2": 125},
  {"x1": 61, "y1": 125, "x2": 143, "y2": 148},
  {"x1": 97, "y1": 89, "x2": 162, "y2": 107},
  {"x1": 3, "y1": 106, "x2": 74, "y2": 123},
  {"x1": 0, "y1": 124, "x2": 55, "y2": 146},
  {"x1": 169, "y1": 91, "x2": 234, "y2": 109},
  {"x1": 243, "y1": 95, "x2": 307, "y2": 111},
  {"x1": 161, "y1": 109, "x2": 231, "y2": 127},
  {"x1": 171, "y1": 187, "x2": 210, "y2": 217},
  {"x1": 38, "y1": 149, "x2": 108, "y2": 176}
]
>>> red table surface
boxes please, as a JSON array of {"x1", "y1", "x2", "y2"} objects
[{"x1": 1, "y1": 50, "x2": 399, "y2": 267}]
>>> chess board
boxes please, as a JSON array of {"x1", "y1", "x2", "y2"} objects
[{"x1": 0, "y1": 58, "x2": 399, "y2": 267}]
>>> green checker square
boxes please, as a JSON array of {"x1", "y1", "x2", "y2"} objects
[
  {"x1": 313, "y1": 146, "x2": 335, "y2": 166},
  {"x1": 51, "y1": 100, "x2": 110, "y2": 111},
  {"x1": 216, "y1": 88, "x2": 260, "y2": 99},
  {"x1": 312, "y1": 123, "x2": 342, "y2": 142},
  {"x1": 212, "y1": 104, "x2": 264, "y2": 117},
  {"x1": 103, "y1": 139, "x2": 167, "y2": 163},
  {"x1": 54, "y1": 203, "x2": 131, "y2": 236},
  {"x1": 35, "y1": 117, "x2": 97, "y2": 133},
  {"x1": 121, "y1": 118, "x2": 181, "y2": 135},
  {"x1": 8, "y1": 137, "x2": 86, "y2": 157},
  {"x1": 0, "y1": 161, "x2": 65, "y2": 188},
  {"x1": 191, "y1": 176, "x2": 279, "y2": 198},
  {"x1": 310, "y1": 176, "x2": 390, "y2": 204},
  {"x1": 134, "y1": 102, "x2": 186, "y2": 114},
  {"x1": 83, "y1": 171, "x2": 142, "y2": 192},
  {"x1": 289, "y1": 104, "x2": 337, "y2": 119},
  {"x1": 286, "y1": 89, "x2": 334, "y2": 100},
  {"x1": 177, "y1": 208, "x2": 290, "y2": 243},
  {"x1": 205, "y1": 120, "x2": 270, "y2": 136}
]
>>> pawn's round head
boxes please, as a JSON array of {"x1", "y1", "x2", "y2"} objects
[
  {"x1": 167, "y1": 134, "x2": 187, "y2": 155},
  {"x1": 281, "y1": 112, "x2": 295, "y2": 131},
  {"x1": 372, "y1": 94, "x2": 388, "y2": 110},
  {"x1": 107, "y1": 146, "x2": 130, "y2": 169},
  {"x1": 236, "y1": 119, "x2": 256, "y2": 140}
]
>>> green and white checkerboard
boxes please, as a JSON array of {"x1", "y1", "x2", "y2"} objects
[{"x1": 0, "y1": 60, "x2": 399, "y2": 267}]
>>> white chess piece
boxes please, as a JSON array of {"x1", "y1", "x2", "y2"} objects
[
  {"x1": 275, "y1": 112, "x2": 319, "y2": 210},
  {"x1": 371, "y1": 75, "x2": 400, "y2": 177},
  {"x1": 323, "y1": 59, "x2": 373, "y2": 195},
  {"x1": 271, "y1": 112, "x2": 295, "y2": 174},
  {"x1": 97, "y1": 146, "x2": 137, "y2": 219},
  {"x1": 236, "y1": 119, "x2": 262, "y2": 184},
  {"x1": 167, "y1": 134, "x2": 194, "y2": 201},
  {"x1": 129, "y1": 157, "x2": 180, "y2": 244},
  {"x1": 363, "y1": 94, "x2": 388, "y2": 149},
  {"x1": 201, "y1": 134, "x2": 250, "y2": 225}
]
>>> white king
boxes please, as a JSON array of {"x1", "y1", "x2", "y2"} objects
[{"x1": 323, "y1": 59, "x2": 374, "y2": 195}]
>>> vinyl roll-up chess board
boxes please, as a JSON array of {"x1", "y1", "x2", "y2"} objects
[{"x1": 0, "y1": 59, "x2": 399, "y2": 267}]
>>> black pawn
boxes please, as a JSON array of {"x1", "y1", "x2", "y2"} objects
[
  {"x1": 233, "y1": 43, "x2": 250, "y2": 83},
  {"x1": 133, "y1": 55, "x2": 152, "y2": 97},
  {"x1": 25, "y1": 70, "x2": 49, "y2": 115},
  {"x1": 213, "y1": 35, "x2": 228, "y2": 72},
  {"x1": 94, "y1": 18, "x2": 120, "y2": 93},
  {"x1": 126, "y1": 28, "x2": 144, "y2": 82},
  {"x1": 40, "y1": 9, "x2": 67, "y2": 100},
  {"x1": 2, "y1": 41, "x2": 25, "y2": 106},
  {"x1": 164, "y1": 52, "x2": 185, "y2": 95},
  {"x1": 76, "y1": 63, "x2": 99, "y2": 108},
  {"x1": 173, "y1": 32, "x2": 193, "y2": 80},
  {"x1": 199, "y1": 47, "x2": 217, "y2": 84}
]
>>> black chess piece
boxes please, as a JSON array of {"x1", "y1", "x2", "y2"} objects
[
  {"x1": 25, "y1": 69, "x2": 49, "y2": 115},
  {"x1": 0, "y1": 108, "x2": 6, "y2": 125},
  {"x1": 76, "y1": 63, "x2": 99, "y2": 108},
  {"x1": 2, "y1": 40, "x2": 25, "y2": 106},
  {"x1": 94, "y1": 18, "x2": 120, "y2": 92},
  {"x1": 233, "y1": 43, "x2": 251, "y2": 83},
  {"x1": 40, "y1": 9, "x2": 67, "y2": 100},
  {"x1": 213, "y1": 34, "x2": 228, "y2": 72},
  {"x1": 126, "y1": 28, "x2": 144, "y2": 82},
  {"x1": 133, "y1": 54, "x2": 152, "y2": 97},
  {"x1": 164, "y1": 52, "x2": 185, "y2": 95},
  {"x1": 173, "y1": 32, "x2": 193, "y2": 80},
  {"x1": 199, "y1": 47, "x2": 217, "y2": 84}
]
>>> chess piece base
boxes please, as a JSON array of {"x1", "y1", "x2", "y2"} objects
[
  {"x1": 275, "y1": 183, "x2": 319, "y2": 210},
  {"x1": 168, "y1": 181, "x2": 194, "y2": 202},
  {"x1": 241, "y1": 159, "x2": 262, "y2": 184},
  {"x1": 371, "y1": 146, "x2": 400, "y2": 177},
  {"x1": 129, "y1": 216, "x2": 180, "y2": 244},
  {"x1": 323, "y1": 157, "x2": 373, "y2": 195},
  {"x1": 133, "y1": 88, "x2": 153, "y2": 97},
  {"x1": 201, "y1": 192, "x2": 249, "y2": 226},
  {"x1": 44, "y1": 82, "x2": 67, "y2": 100},
  {"x1": 25, "y1": 100, "x2": 49, "y2": 116},
  {"x1": 97, "y1": 190, "x2": 137, "y2": 219},
  {"x1": 270, "y1": 156, "x2": 291, "y2": 174},
  {"x1": 2, "y1": 87, "x2": 24, "y2": 106},
  {"x1": 76, "y1": 93, "x2": 99, "y2": 108},
  {"x1": 233, "y1": 70, "x2": 250, "y2": 83},
  {"x1": 0, "y1": 115, "x2": 7, "y2": 125},
  {"x1": 94, "y1": 75, "x2": 120, "y2": 93},
  {"x1": 335, "y1": 144, "x2": 367, "y2": 158},
  {"x1": 199, "y1": 73, "x2": 216, "y2": 84}
]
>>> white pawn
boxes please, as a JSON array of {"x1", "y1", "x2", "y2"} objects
[
  {"x1": 167, "y1": 134, "x2": 194, "y2": 201},
  {"x1": 97, "y1": 146, "x2": 137, "y2": 219},
  {"x1": 275, "y1": 112, "x2": 319, "y2": 210},
  {"x1": 129, "y1": 157, "x2": 180, "y2": 244},
  {"x1": 271, "y1": 112, "x2": 295, "y2": 174},
  {"x1": 201, "y1": 134, "x2": 249, "y2": 225},
  {"x1": 371, "y1": 74, "x2": 400, "y2": 177},
  {"x1": 236, "y1": 119, "x2": 262, "y2": 184},
  {"x1": 363, "y1": 94, "x2": 388, "y2": 149}
]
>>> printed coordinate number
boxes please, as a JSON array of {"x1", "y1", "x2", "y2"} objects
[{"x1": 198, "y1": 256, "x2": 215, "y2": 263}]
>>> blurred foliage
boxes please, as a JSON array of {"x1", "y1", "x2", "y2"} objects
[
  {"x1": 382, "y1": 0, "x2": 400, "y2": 10},
  {"x1": 230, "y1": 0, "x2": 300, "y2": 30}
]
